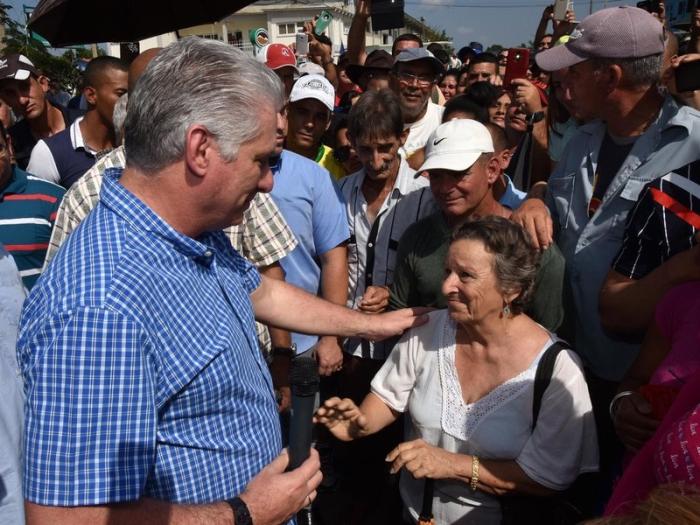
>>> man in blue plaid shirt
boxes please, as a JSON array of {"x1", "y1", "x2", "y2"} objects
[{"x1": 17, "y1": 38, "x2": 427, "y2": 525}]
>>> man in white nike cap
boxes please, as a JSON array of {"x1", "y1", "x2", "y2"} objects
[{"x1": 390, "y1": 118, "x2": 565, "y2": 333}]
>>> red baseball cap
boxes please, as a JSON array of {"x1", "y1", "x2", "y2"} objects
[{"x1": 257, "y1": 43, "x2": 298, "y2": 73}]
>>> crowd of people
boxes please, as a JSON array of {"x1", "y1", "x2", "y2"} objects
[{"x1": 0, "y1": 2, "x2": 699, "y2": 525}]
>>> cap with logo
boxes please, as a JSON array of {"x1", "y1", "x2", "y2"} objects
[
  {"x1": 289, "y1": 73, "x2": 335, "y2": 112},
  {"x1": 394, "y1": 48, "x2": 444, "y2": 76},
  {"x1": 0, "y1": 54, "x2": 39, "y2": 81},
  {"x1": 256, "y1": 43, "x2": 299, "y2": 73},
  {"x1": 346, "y1": 49, "x2": 394, "y2": 85},
  {"x1": 535, "y1": 6, "x2": 665, "y2": 72},
  {"x1": 418, "y1": 119, "x2": 494, "y2": 175}
]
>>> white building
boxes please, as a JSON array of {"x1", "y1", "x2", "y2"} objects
[{"x1": 107, "y1": 0, "x2": 445, "y2": 59}]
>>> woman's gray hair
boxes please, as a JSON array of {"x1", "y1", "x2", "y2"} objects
[
  {"x1": 112, "y1": 93, "x2": 128, "y2": 146},
  {"x1": 590, "y1": 53, "x2": 663, "y2": 89},
  {"x1": 451, "y1": 216, "x2": 540, "y2": 315},
  {"x1": 124, "y1": 37, "x2": 285, "y2": 174}
]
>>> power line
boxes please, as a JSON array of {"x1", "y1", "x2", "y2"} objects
[{"x1": 404, "y1": 0, "x2": 623, "y2": 7}]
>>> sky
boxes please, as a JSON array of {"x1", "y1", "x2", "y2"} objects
[{"x1": 6, "y1": 0, "x2": 637, "y2": 53}]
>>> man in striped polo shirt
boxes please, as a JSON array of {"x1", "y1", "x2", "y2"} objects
[{"x1": 0, "y1": 123, "x2": 63, "y2": 289}]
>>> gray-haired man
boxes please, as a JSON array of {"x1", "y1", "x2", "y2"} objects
[
  {"x1": 512, "y1": 6, "x2": 700, "y2": 491},
  {"x1": 19, "y1": 37, "x2": 427, "y2": 525}
]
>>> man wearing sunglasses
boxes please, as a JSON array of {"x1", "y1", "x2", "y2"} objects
[{"x1": 390, "y1": 48, "x2": 444, "y2": 164}]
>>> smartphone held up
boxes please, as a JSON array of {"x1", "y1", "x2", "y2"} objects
[{"x1": 503, "y1": 48, "x2": 530, "y2": 88}]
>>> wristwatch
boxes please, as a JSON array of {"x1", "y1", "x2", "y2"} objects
[
  {"x1": 526, "y1": 110, "x2": 545, "y2": 124},
  {"x1": 227, "y1": 496, "x2": 253, "y2": 525},
  {"x1": 272, "y1": 344, "x2": 296, "y2": 359}
]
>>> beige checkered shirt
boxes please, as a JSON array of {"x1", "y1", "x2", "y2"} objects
[{"x1": 45, "y1": 145, "x2": 297, "y2": 352}]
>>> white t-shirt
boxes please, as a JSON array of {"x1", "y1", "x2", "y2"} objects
[
  {"x1": 402, "y1": 101, "x2": 444, "y2": 158},
  {"x1": 371, "y1": 310, "x2": 599, "y2": 525}
]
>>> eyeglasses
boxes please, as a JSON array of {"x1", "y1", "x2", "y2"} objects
[{"x1": 396, "y1": 71, "x2": 436, "y2": 87}]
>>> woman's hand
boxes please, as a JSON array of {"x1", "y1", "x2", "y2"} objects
[
  {"x1": 613, "y1": 391, "x2": 660, "y2": 452},
  {"x1": 553, "y1": 9, "x2": 577, "y2": 40},
  {"x1": 314, "y1": 397, "x2": 369, "y2": 441},
  {"x1": 386, "y1": 439, "x2": 456, "y2": 479},
  {"x1": 511, "y1": 78, "x2": 543, "y2": 116}
]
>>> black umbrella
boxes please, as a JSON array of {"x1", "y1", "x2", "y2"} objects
[{"x1": 27, "y1": 0, "x2": 256, "y2": 47}]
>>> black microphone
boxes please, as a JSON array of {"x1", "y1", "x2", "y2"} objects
[
  {"x1": 288, "y1": 356, "x2": 320, "y2": 525},
  {"x1": 288, "y1": 356, "x2": 320, "y2": 471}
]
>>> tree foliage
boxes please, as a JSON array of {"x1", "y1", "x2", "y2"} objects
[{"x1": 0, "y1": 3, "x2": 83, "y2": 91}]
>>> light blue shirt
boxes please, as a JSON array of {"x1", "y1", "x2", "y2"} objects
[
  {"x1": 271, "y1": 150, "x2": 350, "y2": 353},
  {"x1": 547, "y1": 96, "x2": 700, "y2": 381},
  {"x1": 0, "y1": 246, "x2": 25, "y2": 525}
]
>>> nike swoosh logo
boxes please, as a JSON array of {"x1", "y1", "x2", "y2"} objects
[{"x1": 433, "y1": 137, "x2": 447, "y2": 146}]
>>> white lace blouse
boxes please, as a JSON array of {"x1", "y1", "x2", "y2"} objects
[{"x1": 370, "y1": 310, "x2": 599, "y2": 525}]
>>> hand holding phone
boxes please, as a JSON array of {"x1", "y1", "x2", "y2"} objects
[
  {"x1": 675, "y1": 55, "x2": 700, "y2": 93},
  {"x1": 636, "y1": 0, "x2": 661, "y2": 14},
  {"x1": 553, "y1": 0, "x2": 570, "y2": 21},
  {"x1": 296, "y1": 32, "x2": 309, "y2": 56},
  {"x1": 314, "y1": 10, "x2": 333, "y2": 35},
  {"x1": 503, "y1": 48, "x2": 530, "y2": 88}
]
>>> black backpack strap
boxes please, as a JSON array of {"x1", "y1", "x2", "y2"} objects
[{"x1": 531, "y1": 341, "x2": 569, "y2": 432}]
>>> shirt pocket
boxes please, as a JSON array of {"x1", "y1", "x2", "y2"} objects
[
  {"x1": 601, "y1": 178, "x2": 651, "y2": 244},
  {"x1": 619, "y1": 178, "x2": 648, "y2": 203}
]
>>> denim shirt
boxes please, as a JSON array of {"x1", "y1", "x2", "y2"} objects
[{"x1": 547, "y1": 96, "x2": 700, "y2": 381}]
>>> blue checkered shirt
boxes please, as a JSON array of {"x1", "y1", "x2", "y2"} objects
[{"x1": 17, "y1": 168, "x2": 282, "y2": 506}]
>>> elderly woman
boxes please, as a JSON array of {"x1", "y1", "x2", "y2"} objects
[{"x1": 315, "y1": 217, "x2": 598, "y2": 524}]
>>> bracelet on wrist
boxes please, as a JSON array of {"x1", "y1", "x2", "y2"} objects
[
  {"x1": 272, "y1": 344, "x2": 297, "y2": 359},
  {"x1": 609, "y1": 390, "x2": 636, "y2": 420},
  {"x1": 470, "y1": 455, "x2": 480, "y2": 492},
  {"x1": 526, "y1": 110, "x2": 545, "y2": 124}
]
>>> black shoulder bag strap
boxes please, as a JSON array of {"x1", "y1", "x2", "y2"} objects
[{"x1": 531, "y1": 341, "x2": 568, "y2": 432}]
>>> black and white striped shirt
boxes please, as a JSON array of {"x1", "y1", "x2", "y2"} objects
[{"x1": 613, "y1": 160, "x2": 700, "y2": 280}]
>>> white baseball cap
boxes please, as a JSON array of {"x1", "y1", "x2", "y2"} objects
[
  {"x1": 289, "y1": 74, "x2": 335, "y2": 112},
  {"x1": 419, "y1": 119, "x2": 494, "y2": 174},
  {"x1": 297, "y1": 61, "x2": 325, "y2": 77}
]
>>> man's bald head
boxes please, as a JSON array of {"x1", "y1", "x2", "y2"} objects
[{"x1": 128, "y1": 48, "x2": 162, "y2": 92}]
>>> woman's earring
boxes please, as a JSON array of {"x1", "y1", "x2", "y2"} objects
[{"x1": 502, "y1": 303, "x2": 512, "y2": 318}]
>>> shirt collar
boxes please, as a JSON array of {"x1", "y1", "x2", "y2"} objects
[
  {"x1": 70, "y1": 117, "x2": 87, "y2": 151},
  {"x1": 661, "y1": 95, "x2": 697, "y2": 133},
  {"x1": 578, "y1": 95, "x2": 692, "y2": 137},
  {"x1": 100, "y1": 168, "x2": 217, "y2": 264},
  {"x1": 1, "y1": 166, "x2": 28, "y2": 196},
  {"x1": 71, "y1": 116, "x2": 106, "y2": 157}
]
